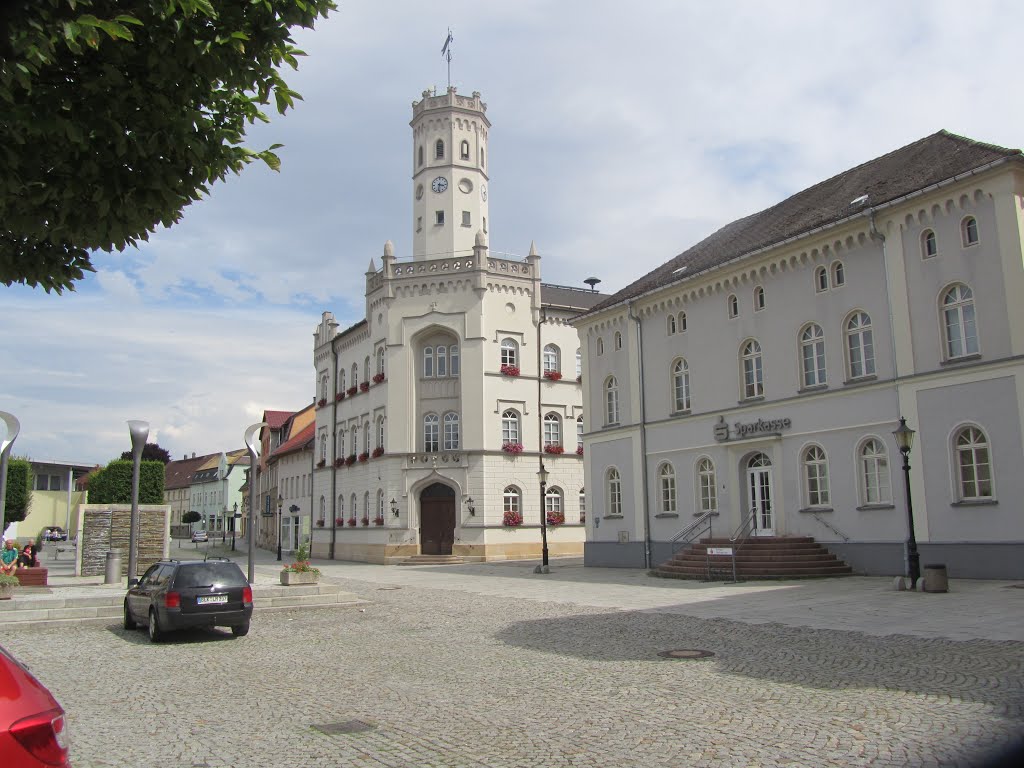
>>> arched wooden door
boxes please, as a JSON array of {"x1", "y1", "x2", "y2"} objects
[{"x1": 420, "y1": 483, "x2": 456, "y2": 555}]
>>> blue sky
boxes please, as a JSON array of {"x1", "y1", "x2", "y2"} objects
[{"x1": 3, "y1": 0, "x2": 1023, "y2": 465}]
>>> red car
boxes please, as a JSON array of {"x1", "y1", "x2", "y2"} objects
[{"x1": 0, "y1": 646, "x2": 70, "y2": 767}]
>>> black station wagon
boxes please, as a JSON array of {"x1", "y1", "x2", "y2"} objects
[{"x1": 123, "y1": 558, "x2": 253, "y2": 642}]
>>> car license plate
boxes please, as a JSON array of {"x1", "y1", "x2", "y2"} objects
[{"x1": 197, "y1": 595, "x2": 228, "y2": 605}]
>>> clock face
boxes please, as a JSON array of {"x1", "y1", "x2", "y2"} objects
[
  {"x1": 480, "y1": 184, "x2": 487, "y2": 201},
  {"x1": 431, "y1": 176, "x2": 448, "y2": 193}
]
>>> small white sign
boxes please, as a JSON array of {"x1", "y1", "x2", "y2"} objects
[{"x1": 707, "y1": 547, "x2": 733, "y2": 556}]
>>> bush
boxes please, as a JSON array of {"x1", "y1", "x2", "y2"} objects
[
  {"x1": 86, "y1": 460, "x2": 164, "y2": 504},
  {"x1": 182, "y1": 510, "x2": 202, "y2": 525},
  {"x1": 2, "y1": 458, "x2": 32, "y2": 529}
]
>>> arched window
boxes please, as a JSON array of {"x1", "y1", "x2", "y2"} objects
[
  {"x1": 436, "y1": 345, "x2": 447, "y2": 377},
  {"x1": 480, "y1": 147, "x2": 485, "y2": 167},
  {"x1": 336, "y1": 430, "x2": 344, "y2": 457},
  {"x1": 351, "y1": 363, "x2": 358, "y2": 388},
  {"x1": 922, "y1": 229, "x2": 938, "y2": 259},
  {"x1": 597, "y1": 337, "x2": 604, "y2": 356},
  {"x1": 575, "y1": 348, "x2": 582, "y2": 379},
  {"x1": 606, "y1": 468, "x2": 622, "y2": 516},
  {"x1": 942, "y1": 283, "x2": 978, "y2": 359},
  {"x1": 319, "y1": 433, "x2": 327, "y2": 462},
  {"x1": 604, "y1": 376, "x2": 619, "y2": 425},
  {"x1": 543, "y1": 344, "x2": 560, "y2": 374},
  {"x1": 435, "y1": 139, "x2": 444, "y2": 159},
  {"x1": 659, "y1": 463, "x2": 677, "y2": 514},
  {"x1": 320, "y1": 374, "x2": 329, "y2": 401},
  {"x1": 337, "y1": 495, "x2": 344, "y2": 520},
  {"x1": 544, "y1": 486, "x2": 563, "y2": 516},
  {"x1": 377, "y1": 416, "x2": 385, "y2": 451},
  {"x1": 678, "y1": 311, "x2": 687, "y2": 332},
  {"x1": 364, "y1": 491, "x2": 370, "y2": 520},
  {"x1": 377, "y1": 490, "x2": 385, "y2": 520},
  {"x1": 351, "y1": 425, "x2": 358, "y2": 456},
  {"x1": 579, "y1": 488, "x2": 586, "y2": 522},
  {"x1": 377, "y1": 347, "x2": 385, "y2": 376},
  {"x1": 543, "y1": 413, "x2": 561, "y2": 448},
  {"x1": 754, "y1": 286, "x2": 765, "y2": 311},
  {"x1": 741, "y1": 339, "x2": 763, "y2": 399},
  {"x1": 339, "y1": 368, "x2": 346, "y2": 393},
  {"x1": 350, "y1": 493, "x2": 357, "y2": 521},
  {"x1": 363, "y1": 422, "x2": 370, "y2": 454},
  {"x1": 859, "y1": 438, "x2": 891, "y2": 505},
  {"x1": 423, "y1": 346, "x2": 434, "y2": 377},
  {"x1": 459, "y1": 139, "x2": 470, "y2": 160},
  {"x1": 363, "y1": 356, "x2": 370, "y2": 383},
  {"x1": 443, "y1": 412, "x2": 460, "y2": 451},
  {"x1": 800, "y1": 323, "x2": 826, "y2": 388},
  {"x1": 450, "y1": 345, "x2": 460, "y2": 376},
  {"x1": 672, "y1": 358, "x2": 690, "y2": 413},
  {"x1": 503, "y1": 486, "x2": 520, "y2": 514},
  {"x1": 815, "y1": 266, "x2": 828, "y2": 292},
  {"x1": 845, "y1": 312, "x2": 875, "y2": 379},
  {"x1": 697, "y1": 458, "x2": 717, "y2": 514},
  {"x1": 424, "y1": 413, "x2": 439, "y2": 452},
  {"x1": 577, "y1": 416, "x2": 584, "y2": 450},
  {"x1": 832, "y1": 261, "x2": 845, "y2": 287},
  {"x1": 501, "y1": 410, "x2": 520, "y2": 445},
  {"x1": 802, "y1": 445, "x2": 830, "y2": 508},
  {"x1": 667, "y1": 314, "x2": 677, "y2": 335},
  {"x1": 614, "y1": 331, "x2": 622, "y2": 350},
  {"x1": 961, "y1": 216, "x2": 979, "y2": 247},
  {"x1": 728, "y1": 294, "x2": 739, "y2": 318},
  {"x1": 500, "y1": 338, "x2": 518, "y2": 367},
  {"x1": 418, "y1": 145, "x2": 424, "y2": 167},
  {"x1": 319, "y1": 496, "x2": 325, "y2": 523},
  {"x1": 955, "y1": 426, "x2": 993, "y2": 500}
]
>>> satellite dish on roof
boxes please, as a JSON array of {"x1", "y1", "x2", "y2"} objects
[{"x1": 584, "y1": 277, "x2": 601, "y2": 292}]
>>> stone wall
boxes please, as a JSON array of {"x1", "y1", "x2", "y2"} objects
[{"x1": 75, "y1": 504, "x2": 171, "y2": 577}]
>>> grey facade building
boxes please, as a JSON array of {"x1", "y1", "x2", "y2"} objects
[{"x1": 574, "y1": 131, "x2": 1024, "y2": 579}]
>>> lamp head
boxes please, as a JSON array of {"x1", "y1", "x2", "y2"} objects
[
  {"x1": 537, "y1": 464, "x2": 549, "y2": 485},
  {"x1": 466, "y1": 497, "x2": 475, "y2": 516},
  {"x1": 390, "y1": 498, "x2": 400, "y2": 517},
  {"x1": 892, "y1": 417, "x2": 915, "y2": 455}
]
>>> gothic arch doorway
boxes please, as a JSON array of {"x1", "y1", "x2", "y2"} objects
[{"x1": 420, "y1": 483, "x2": 456, "y2": 555}]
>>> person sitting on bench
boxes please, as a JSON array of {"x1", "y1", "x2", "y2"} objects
[
  {"x1": 18, "y1": 543, "x2": 38, "y2": 568},
  {"x1": 0, "y1": 539, "x2": 19, "y2": 575}
]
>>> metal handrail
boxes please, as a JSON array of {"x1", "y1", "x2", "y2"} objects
[
  {"x1": 730, "y1": 506, "x2": 759, "y2": 547},
  {"x1": 669, "y1": 511, "x2": 715, "y2": 553},
  {"x1": 808, "y1": 511, "x2": 851, "y2": 542}
]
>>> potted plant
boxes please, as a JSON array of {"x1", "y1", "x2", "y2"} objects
[
  {"x1": 347, "y1": 386, "x2": 358, "y2": 397},
  {"x1": 501, "y1": 442, "x2": 524, "y2": 454},
  {"x1": 502, "y1": 510, "x2": 523, "y2": 527},
  {"x1": 345, "y1": 454, "x2": 357, "y2": 466},
  {"x1": 371, "y1": 446, "x2": 385, "y2": 458},
  {"x1": 0, "y1": 573, "x2": 18, "y2": 600},
  {"x1": 334, "y1": 457, "x2": 344, "y2": 468},
  {"x1": 576, "y1": 446, "x2": 584, "y2": 456},
  {"x1": 280, "y1": 542, "x2": 321, "y2": 585},
  {"x1": 543, "y1": 370, "x2": 562, "y2": 381},
  {"x1": 359, "y1": 382, "x2": 370, "y2": 392},
  {"x1": 372, "y1": 373, "x2": 386, "y2": 384},
  {"x1": 499, "y1": 364, "x2": 520, "y2": 377},
  {"x1": 361, "y1": 516, "x2": 370, "y2": 526},
  {"x1": 544, "y1": 444, "x2": 564, "y2": 454},
  {"x1": 315, "y1": 518, "x2": 325, "y2": 527},
  {"x1": 316, "y1": 459, "x2": 326, "y2": 468},
  {"x1": 335, "y1": 517, "x2": 345, "y2": 526},
  {"x1": 358, "y1": 452, "x2": 369, "y2": 463},
  {"x1": 373, "y1": 516, "x2": 385, "y2": 526},
  {"x1": 317, "y1": 398, "x2": 327, "y2": 408},
  {"x1": 347, "y1": 518, "x2": 357, "y2": 527},
  {"x1": 546, "y1": 510, "x2": 565, "y2": 527},
  {"x1": 335, "y1": 392, "x2": 345, "y2": 402}
]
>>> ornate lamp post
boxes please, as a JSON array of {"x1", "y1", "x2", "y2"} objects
[
  {"x1": 390, "y1": 498, "x2": 399, "y2": 517},
  {"x1": 276, "y1": 494, "x2": 284, "y2": 561},
  {"x1": 221, "y1": 504, "x2": 227, "y2": 546},
  {"x1": 892, "y1": 417, "x2": 920, "y2": 589},
  {"x1": 535, "y1": 463, "x2": 550, "y2": 574},
  {"x1": 127, "y1": 420, "x2": 149, "y2": 586},
  {"x1": 231, "y1": 502, "x2": 240, "y2": 552},
  {"x1": 0, "y1": 412, "x2": 21, "y2": 530}
]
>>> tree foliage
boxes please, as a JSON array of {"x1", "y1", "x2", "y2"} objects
[
  {"x1": 85, "y1": 459, "x2": 165, "y2": 504},
  {"x1": 181, "y1": 509, "x2": 202, "y2": 524},
  {"x1": 1, "y1": 0, "x2": 336, "y2": 293},
  {"x1": 2, "y1": 458, "x2": 33, "y2": 529},
  {"x1": 119, "y1": 441, "x2": 172, "y2": 464}
]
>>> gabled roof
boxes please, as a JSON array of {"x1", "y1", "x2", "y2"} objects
[
  {"x1": 581, "y1": 131, "x2": 1022, "y2": 318},
  {"x1": 272, "y1": 423, "x2": 315, "y2": 459},
  {"x1": 164, "y1": 454, "x2": 216, "y2": 490},
  {"x1": 263, "y1": 410, "x2": 292, "y2": 430}
]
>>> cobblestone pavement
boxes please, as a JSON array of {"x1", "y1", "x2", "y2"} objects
[{"x1": 4, "y1": 572, "x2": 1022, "y2": 768}]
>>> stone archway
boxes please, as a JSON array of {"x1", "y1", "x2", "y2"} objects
[{"x1": 419, "y1": 482, "x2": 456, "y2": 555}]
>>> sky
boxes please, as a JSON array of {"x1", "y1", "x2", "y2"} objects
[{"x1": 3, "y1": 0, "x2": 1023, "y2": 466}]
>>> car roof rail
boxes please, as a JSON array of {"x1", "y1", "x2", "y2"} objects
[{"x1": 203, "y1": 555, "x2": 231, "y2": 562}]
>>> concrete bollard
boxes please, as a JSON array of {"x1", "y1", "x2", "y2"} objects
[
  {"x1": 922, "y1": 564, "x2": 949, "y2": 593},
  {"x1": 104, "y1": 550, "x2": 123, "y2": 585}
]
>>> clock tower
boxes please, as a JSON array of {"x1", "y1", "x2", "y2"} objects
[{"x1": 410, "y1": 86, "x2": 490, "y2": 260}]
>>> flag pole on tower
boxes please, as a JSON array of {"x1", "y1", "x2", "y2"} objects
[{"x1": 441, "y1": 28, "x2": 453, "y2": 88}]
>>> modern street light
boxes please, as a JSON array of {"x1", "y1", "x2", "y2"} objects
[
  {"x1": 535, "y1": 462, "x2": 550, "y2": 574},
  {"x1": 0, "y1": 412, "x2": 21, "y2": 531},
  {"x1": 276, "y1": 494, "x2": 284, "y2": 561},
  {"x1": 127, "y1": 420, "x2": 149, "y2": 586},
  {"x1": 231, "y1": 502, "x2": 240, "y2": 551},
  {"x1": 243, "y1": 421, "x2": 267, "y2": 584},
  {"x1": 892, "y1": 416, "x2": 920, "y2": 590}
]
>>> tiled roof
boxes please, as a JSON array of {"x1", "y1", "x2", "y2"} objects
[
  {"x1": 264, "y1": 410, "x2": 292, "y2": 429},
  {"x1": 164, "y1": 454, "x2": 215, "y2": 490},
  {"x1": 540, "y1": 284, "x2": 609, "y2": 311},
  {"x1": 581, "y1": 131, "x2": 1022, "y2": 317},
  {"x1": 272, "y1": 423, "x2": 314, "y2": 458}
]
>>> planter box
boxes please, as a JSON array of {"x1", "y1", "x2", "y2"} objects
[{"x1": 280, "y1": 571, "x2": 320, "y2": 586}]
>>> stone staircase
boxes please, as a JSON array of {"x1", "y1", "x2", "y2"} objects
[
  {"x1": 655, "y1": 536, "x2": 853, "y2": 580},
  {"x1": 0, "y1": 583, "x2": 363, "y2": 631},
  {"x1": 397, "y1": 554, "x2": 466, "y2": 566}
]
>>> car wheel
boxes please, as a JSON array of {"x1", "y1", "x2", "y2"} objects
[
  {"x1": 123, "y1": 601, "x2": 136, "y2": 630},
  {"x1": 231, "y1": 622, "x2": 250, "y2": 637},
  {"x1": 147, "y1": 610, "x2": 163, "y2": 643}
]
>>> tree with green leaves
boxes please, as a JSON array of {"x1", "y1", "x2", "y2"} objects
[
  {"x1": 2, "y1": 458, "x2": 33, "y2": 530},
  {"x1": 120, "y1": 442, "x2": 172, "y2": 464},
  {"x1": 181, "y1": 509, "x2": 202, "y2": 526},
  {"x1": 1, "y1": 0, "x2": 336, "y2": 293},
  {"x1": 85, "y1": 460, "x2": 164, "y2": 504}
]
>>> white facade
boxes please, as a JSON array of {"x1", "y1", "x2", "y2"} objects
[{"x1": 310, "y1": 88, "x2": 601, "y2": 563}]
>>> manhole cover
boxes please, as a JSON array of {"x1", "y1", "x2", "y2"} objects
[
  {"x1": 658, "y1": 649, "x2": 715, "y2": 659},
  {"x1": 312, "y1": 720, "x2": 377, "y2": 736}
]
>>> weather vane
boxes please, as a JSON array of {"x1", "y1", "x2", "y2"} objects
[{"x1": 442, "y1": 28, "x2": 453, "y2": 89}]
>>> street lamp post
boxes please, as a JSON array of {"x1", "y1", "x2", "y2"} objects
[
  {"x1": 0, "y1": 412, "x2": 21, "y2": 530},
  {"x1": 243, "y1": 422, "x2": 267, "y2": 584},
  {"x1": 535, "y1": 463, "x2": 550, "y2": 574},
  {"x1": 892, "y1": 416, "x2": 920, "y2": 590},
  {"x1": 127, "y1": 420, "x2": 149, "y2": 586},
  {"x1": 221, "y1": 505, "x2": 227, "y2": 546},
  {"x1": 231, "y1": 502, "x2": 239, "y2": 552},
  {"x1": 276, "y1": 494, "x2": 284, "y2": 561}
]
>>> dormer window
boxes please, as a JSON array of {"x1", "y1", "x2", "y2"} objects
[
  {"x1": 460, "y1": 140, "x2": 470, "y2": 160},
  {"x1": 435, "y1": 139, "x2": 445, "y2": 160}
]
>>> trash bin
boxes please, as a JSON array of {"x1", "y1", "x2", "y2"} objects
[
  {"x1": 104, "y1": 549, "x2": 123, "y2": 585},
  {"x1": 922, "y1": 563, "x2": 948, "y2": 593}
]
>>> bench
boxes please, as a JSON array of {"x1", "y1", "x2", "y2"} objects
[{"x1": 14, "y1": 568, "x2": 48, "y2": 587}]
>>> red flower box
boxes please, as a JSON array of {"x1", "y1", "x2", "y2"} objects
[
  {"x1": 576, "y1": 446, "x2": 584, "y2": 456},
  {"x1": 335, "y1": 392, "x2": 345, "y2": 402},
  {"x1": 358, "y1": 452, "x2": 369, "y2": 463},
  {"x1": 361, "y1": 517, "x2": 370, "y2": 526},
  {"x1": 345, "y1": 454, "x2": 357, "y2": 466},
  {"x1": 500, "y1": 364, "x2": 520, "y2": 377},
  {"x1": 317, "y1": 398, "x2": 327, "y2": 408},
  {"x1": 576, "y1": 375, "x2": 583, "y2": 383},
  {"x1": 501, "y1": 442, "x2": 524, "y2": 454},
  {"x1": 347, "y1": 518, "x2": 357, "y2": 527},
  {"x1": 371, "y1": 447, "x2": 385, "y2": 458},
  {"x1": 372, "y1": 373, "x2": 385, "y2": 384},
  {"x1": 335, "y1": 517, "x2": 345, "y2": 526},
  {"x1": 544, "y1": 445, "x2": 564, "y2": 455},
  {"x1": 502, "y1": 510, "x2": 523, "y2": 527},
  {"x1": 359, "y1": 382, "x2": 370, "y2": 392},
  {"x1": 316, "y1": 459, "x2": 326, "y2": 468},
  {"x1": 546, "y1": 510, "x2": 565, "y2": 526},
  {"x1": 543, "y1": 370, "x2": 562, "y2": 381},
  {"x1": 373, "y1": 517, "x2": 385, "y2": 526},
  {"x1": 334, "y1": 458, "x2": 344, "y2": 468},
  {"x1": 347, "y1": 386, "x2": 358, "y2": 396},
  {"x1": 315, "y1": 519, "x2": 325, "y2": 527}
]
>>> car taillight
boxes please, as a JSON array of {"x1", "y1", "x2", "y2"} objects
[
  {"x1": 165, "y1": 591, "x2": 181, "y2": 608},
  {"x1": 10, "y1": 707, "x2": 69, "y2": 766},
  {"x1": 242, "y1": 586, "x2": 253, "y2": 603}
]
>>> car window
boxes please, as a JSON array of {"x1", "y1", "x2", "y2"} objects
[
  {"x1": 138, "y1": 564, "x2": 160, "y2": 586},
  {"x1": 173, "y1": 563, "x2": 247, "y2": 588}
]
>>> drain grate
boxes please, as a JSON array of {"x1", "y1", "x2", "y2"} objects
[
  {"x1": 312, "y1": 720, "x2": 377, "y2": 736},
  {"x1": 658, "y1": 649, "x2": 715, "y2": 660}
]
